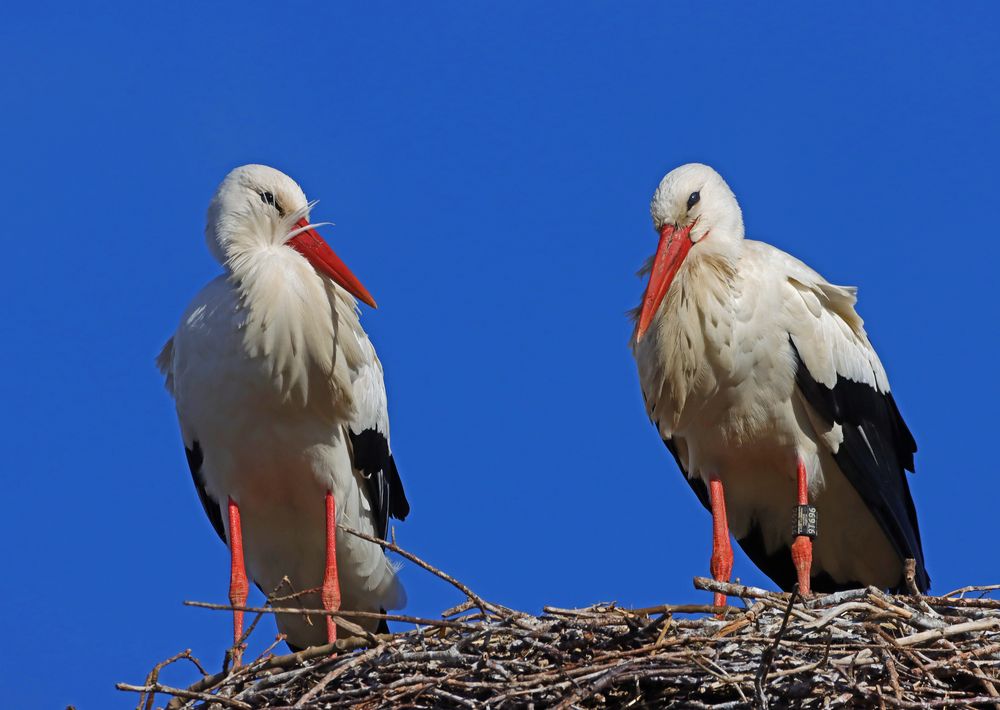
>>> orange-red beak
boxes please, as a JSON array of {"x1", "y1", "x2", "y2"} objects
[
  {"x1": 287, "y1": 217, "x2": 377, "y2": 309},
  {"x1": 635, "y1": 222, "x2": 695, "y2": 342}
]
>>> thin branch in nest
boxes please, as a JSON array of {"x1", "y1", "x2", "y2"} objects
[
  {"x1": 753, "y1": 586, "x2": 799, "y2": 709},
  {"x1": 693, "y1": 576, "x2": 786, "y2": 603},
  {"x1": 896, "y1": 618, "x2": 1000, "y2": 647},
  {"x1": 184, "y1": 600, "x2": 484, "y2": 632},
  {"x1": 134, "y1": 649, "x2": 204, "y2": 710},
  {"x1": 943, "y1": 584, "x2": 1000, "y2": 599},
  {"x1": 337, "y1": 523, "x2": 515, "y2": 619},
  {"x1": 116, "y1": 682, "x2": 252, "y2": 709}
]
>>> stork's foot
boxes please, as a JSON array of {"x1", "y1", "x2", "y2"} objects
[
  {"x1": 227, "y1": 497, "x2": 249, "y2": 666},
  {"x1": 322, "y1": 490, "x2": 342, "y2": 647},
  {"x1": 708, "y1": 478, "x2": 734, "y2": 612}
]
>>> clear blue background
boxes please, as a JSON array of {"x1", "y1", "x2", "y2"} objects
[{"x1": 1, "y1": 3, "x2": 997, "y2": 707}]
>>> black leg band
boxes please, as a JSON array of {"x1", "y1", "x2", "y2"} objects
[{"x1": 795, "y1": 505, "x2": 818, "y2": 538}]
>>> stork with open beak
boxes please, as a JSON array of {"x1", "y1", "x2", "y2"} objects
[
  {"x1": 631, "y1": 163, "x2": 928, "y2": 603},
  {"x1": 158, "y1": 165, "x2": 409, "y2": 660}
]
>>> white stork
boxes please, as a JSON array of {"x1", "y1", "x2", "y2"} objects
[
  {"x1": 158, "y1": 164, "x2": 408, "y2": 659},
  {"x1": 631, "y1": 163, "x2": 928, "y2": 605}
]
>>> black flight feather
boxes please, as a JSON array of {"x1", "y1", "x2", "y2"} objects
[
  {"x1": 349, "y1": 428, "x2": 410, "y2": 540},
  {"x1": 185, "y1": 441, "x2": 226, "y2": 544}
]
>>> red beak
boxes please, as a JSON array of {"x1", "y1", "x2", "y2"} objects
[
  {"x1": 287, "y1": 217, "x2": 377, "y2": 309},
  {"x1": 635, "y1": 222, "x2": 695, "y2": 342}
]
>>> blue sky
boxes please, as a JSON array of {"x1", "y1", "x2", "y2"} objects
[{"x1": 1, "y1": 3, "x2": 998, "y2": 707}]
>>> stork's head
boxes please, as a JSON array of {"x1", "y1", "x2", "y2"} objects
[
  {"x1": 205, "y1": 164, "x2": 376, "y2": 308},
  {"x1": 635, "y1": 163, "x2": 743, "y2": 341}
]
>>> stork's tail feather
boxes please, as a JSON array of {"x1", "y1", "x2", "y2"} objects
[{"x1": 377, "y1": 609, "x2": 390, "y2": 635}]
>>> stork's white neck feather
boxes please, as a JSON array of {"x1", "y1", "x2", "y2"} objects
[
  {"x1": 633, "y1": 163, "x2": 747, "y2": 434},
  {"x1": 203, "y1": 164, "x2": 365, "y2": 420},
  {"x1": 634, "y1": 246, "x2": 739, "y2": 431},
  {"x1": 231, "y1": 242, "x2": 335, "y2": 401}
]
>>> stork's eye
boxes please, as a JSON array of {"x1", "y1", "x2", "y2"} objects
[
  {"x1": 687, "y1": 191, "x2": 701, "y2": 210},
  {"x1": 260, "y1": 191, "x2": 285, "y2": 216}
]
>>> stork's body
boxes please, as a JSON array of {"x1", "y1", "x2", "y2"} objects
[
  {"x1": 631, "y1": 164, "x2": 928, "y2": 600},
  {"x1": 159, "y1": 165, "x2": 408, "y2": 655}
]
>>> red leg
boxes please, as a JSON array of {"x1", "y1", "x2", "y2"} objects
[
  {"x1": 790, "y1": 459, "x2": 815, "y2": 595},
  {"x1": 227, "y1": 497, "x2": 249, "y2": 666},
  {"x1": 321, "y1": 490, "x2": 342, "y2": 645},
  {"x1": 708, "y1": 477, "x2": 734, "y2": 609}
]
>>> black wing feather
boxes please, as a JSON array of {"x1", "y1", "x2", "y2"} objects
[
  {"x1": 376, "y1": 609, "x2": 391, "y2": 635},
  {"x1": 790, "y1": 339, "x2": 929, "y2": 592},
  {"x1": 350, "y1": 429, "x2": 410, "y2": 540},
  {"x1": 185, "y1": 441, "x2": 226, "y2": 544},
  {"x1": 662, "y1": 436, "x2": 709, "y2": 510}
]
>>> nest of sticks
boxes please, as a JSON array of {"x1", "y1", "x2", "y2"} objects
[{"x1": 117, "y1": 529, "x2": 1000, "y2": 709}]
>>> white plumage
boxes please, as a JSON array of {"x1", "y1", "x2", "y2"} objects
[
  {"x1": 632, "y1": 163, "x2": 926, "y2": 594},
  {"x1": 158, "y1": 165, "x2": 408, "y2": 650}
]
